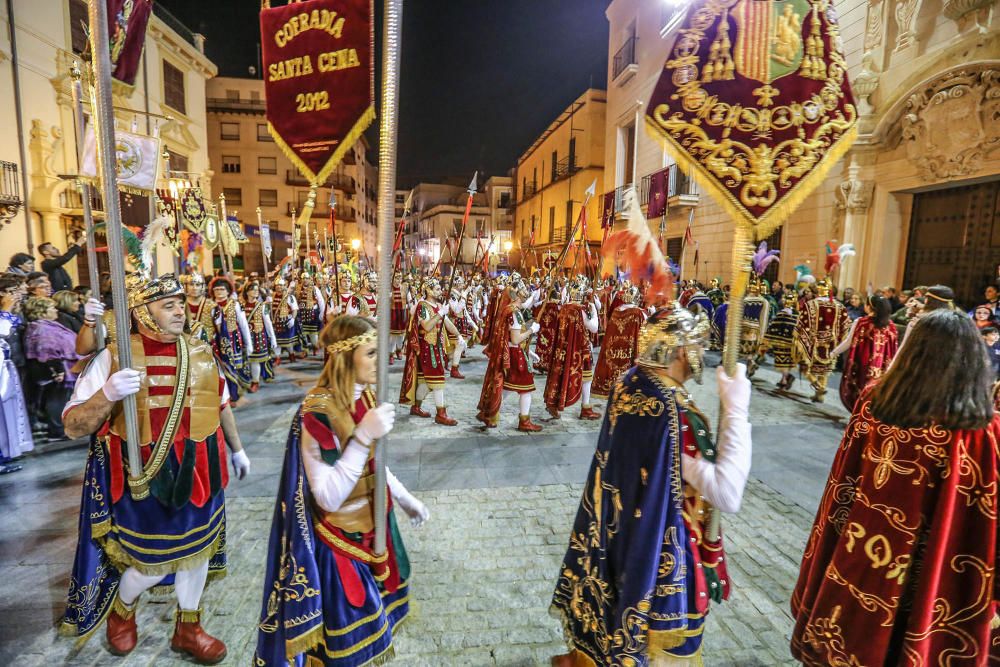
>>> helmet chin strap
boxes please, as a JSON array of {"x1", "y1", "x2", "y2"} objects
[{"x1": 134, "y1": 304, "x2": 165, "y2": 334}]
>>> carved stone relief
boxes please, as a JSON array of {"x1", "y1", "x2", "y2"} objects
[
  {"x1": 894, "y1": 0, "x2": 923, "y2": 52},
  {"x1": 899, "y1": 67, "x2": 1000, "y2": 181}
]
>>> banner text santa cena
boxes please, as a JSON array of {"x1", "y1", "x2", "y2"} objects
[{"x1": 268, "y1": 8, "x2": 361, "y2": 110}]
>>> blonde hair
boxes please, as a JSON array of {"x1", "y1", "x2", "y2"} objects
[
  {"x1": 316, "y1": 315, "x2": 376, "y2": 411},
  {"x1": 23, "y1": 296, "x2": 55, "y2": 321},
  {"x1": 52, "y1": 290, "x2": 79, "y2": 313}
]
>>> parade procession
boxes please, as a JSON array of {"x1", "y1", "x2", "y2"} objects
[{"x1": 2, "y1": 0, "x2": 1000, "y2": 665}]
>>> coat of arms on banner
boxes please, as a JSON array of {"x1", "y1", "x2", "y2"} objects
[
  {"x1": 80, "y1": 125, "x2": 161, "y2": 195},
  {"x1": 646, "y1": 0, "x2": 857, "y2": 238},
  {"x1": 179, "y1": 189, "x2": 208, "y2": 232}
]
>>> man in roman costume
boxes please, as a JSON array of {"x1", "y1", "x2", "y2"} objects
[
  {"x1": 763, "y1": 290, "x2": 800, "y2": 390},
  {"x1": 209, "y1": 277, "x2": 254, "y2": 405},
  {"x1": 270, "y1": 276, "x2": 301, "y2": 363},
  {"x1": 398, "y1": 278, "x2": 459, "y2": 425},
  {"x1": 444, "y1": 274, "x2": 474, "y2": 379},
  {"x1": 795, "y1": 279, "x2": 850, "y2": 402},
  {"x1": 533, "y1": 287, "x2": 562, "y2": 374},
  {"x1": 240, "y1": 281, "x2": 278, "y2": 393},
  {"x1": 551, "y1": 304, "x2": 752, "y2": 666},
  {"x1": 543, "y1": 277, "x2": 601, "y2": 420},
  {"x1": 739, "y1": 276, "x2": 771, "y2": 377},
  {"x1": 389, "y1": 272, "x2": 408, "y2": 363},
  {"x1": 591, "y1": 284, "x2": 647, "y2": 400},
  {"x1": 476, "y1": 278, "x2": 544, "y2": 431},
  {"x1": 297, "y1": 272, "x2": 326, "y2": 356},
  {"x1": 61, "y1": 272, "x2": 251, "y2": 663},
  {"x1": 180, "y1": 273, "x2": 215, "y2": 344}
]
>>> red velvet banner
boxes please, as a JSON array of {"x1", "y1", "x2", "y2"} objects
[
  {"x1": 108, "y1": 0, "x2": 153, "y2": 86},
  {"x1": 260, "y1": 0, "x2": 373, "y2": 185}
]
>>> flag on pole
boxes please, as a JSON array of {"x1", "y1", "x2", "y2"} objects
[
  {"x1": 683, "y1": 208, "x2": 695, "y2": 247},
  {"x1": 647, "y1": 167, "x2": 669, "y2": 218},
  {"x1": 600, "y1": 191, "x2": 615, "y2": 228},
  {"x1": 107, "y1": 0, "x2": 153, "y2": 85},
  {"x1": 81, "y1": 125, "x2": 160, "y2": 195}
]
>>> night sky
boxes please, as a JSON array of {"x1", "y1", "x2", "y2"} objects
[{"x1": 158, "y1": 0, "x2": 610, "y2": 187}]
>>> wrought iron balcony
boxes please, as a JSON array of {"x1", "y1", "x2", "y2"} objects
[
  {"x1": 637, "y1": 164, "x2": 699, "y2": 211},
  {"x1": 612, "y1": 35, "x2": 637, "y2": 81},
  {"x1": 519, "y1": 181, "x2": 538, "y2": 203},
  {"x1": 0, "y1": 161, "x2": 23, "y2": 225}
]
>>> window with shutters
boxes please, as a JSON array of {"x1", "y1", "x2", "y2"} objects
[
  {"x1": 566, "y1": 200, "x2": 574, "y2": 238},
  {"x1": 222, "y1": 156, "x2": 240, "y2": 174},
  {"x1": 257, "y1": 157, "x2": 277, "y2": 175},
  {"x1": 666, "y1": 237, "x2": 683, "y2": 263},
  {"x1": 220, "y1": 122, "x2": 240, "y2": 140},
  {"x1": 69, "y1": 0, "x2": 88, "y2": 55},
  {"x1": 551, "y1": 151, "x2": 558, "y2": 182},
  {"x1": 225, "y1": 89, "x2": 239, "y2": 101},
  {"x1": 548, "y1": 206, "x2": 556, "y2": 241},
  {"x1": 257, "y1": 123, "x2": 273, "y2": 142},
  {"x1": 259, "y1": 189, "x2": 278, "y2": 208},
  {"x1": 222, "y1": 188, "x2": 242, "y2": 206},
  {"x1": 162, "y1": 61, "x2": 186, "y2": 114}
]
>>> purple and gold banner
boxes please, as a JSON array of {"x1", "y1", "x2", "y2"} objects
[
  {"x1": 108, "y1": 0, "x2": 153, "y2": 86},
  {"x1": 260, "y1": 0, "x2": 374, "y2": 185},
  {"x1": 646, "y1": 0, "x2": 857, "y2": 237}
]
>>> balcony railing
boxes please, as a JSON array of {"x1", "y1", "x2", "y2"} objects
[
  {"x1": 553, "y1": 156, "x2": 580, "y2": 183},
  {"x1": 153, "y1": 4, "x2": 198, "y2": 48},
  {"x1": 519, "y1": 181, "x2": 538, "y2": 203},
  {"x1": 285, "y1": 170, "x2": 357, "y2": 193},
  {"x1": 59, "y1": 183, "x2": 103, "y2": 212},
  {"x1": 637, "y1": 164, "x2": 698, "y2": 206},
  {"x1": 207, "y1": 97, "x2": 265, "y2": 113},
  {"x1": 612, "y1": 35, "x2": 637, "y2": 80}
]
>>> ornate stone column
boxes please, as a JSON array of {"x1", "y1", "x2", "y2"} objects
[{"x1": 835, "y1": 158, "x2": 874, "y2": 291}]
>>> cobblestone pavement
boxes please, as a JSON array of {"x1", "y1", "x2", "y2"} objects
[{"x1": 1, "y1": 344, "x2": 851, "y2": 666}]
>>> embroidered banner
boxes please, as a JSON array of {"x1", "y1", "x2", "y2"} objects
[
  {"x1": 108, "y1": 0, "x2": 153, "y2": 86},
  {"x1": 260, "y1": 0, "x2": 374, "y2": 186},
  {"x1": 80, "y1": 124, "x2": 161, "y2": 195},
  {"x1": 646, "y1": 0, "x2": 857, "y2": 238}
]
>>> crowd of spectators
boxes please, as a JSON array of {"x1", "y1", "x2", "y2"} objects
[{"x1": 0, "y1": 241, "x2": 87, "y2": 474}]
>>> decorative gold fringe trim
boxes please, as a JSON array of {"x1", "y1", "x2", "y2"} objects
[
  {"x1": 111, "y1": 596, "x2": 136, "y2": 620},
  {"x1": 269, "y1": 105, "x2": 376, "y2": 188},
  {"x1": 286, "y1": 624, "x2": 325, "y2": 662},
  {"x1": 644, "y1": 118, "x2": 858, "y2": 243},
  {"x1": 98, "y1": 527, "x2": 224, "y2": 578},
  {"x1": 175, "y1": 607, "x2": 202, "y2": 624}
]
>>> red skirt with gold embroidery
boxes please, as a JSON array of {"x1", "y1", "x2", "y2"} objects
[
  {"x1": 502, "y1": 346, "x2": 535, "y2": 394},
  {"x1": 417, "y1": 338, "x2": 446, "y2": 388}
]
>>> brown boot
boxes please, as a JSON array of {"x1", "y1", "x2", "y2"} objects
[
  {"x1": 410, "y1": 402, "x2": 431, "y2": 418},
  {"x1": 171, "y1": 608, "x2": 227, "y2": 665},
  {"x1": 450, "y1": 366, "x2": 465, "y2": 379},
  {"x1": 579, "y1": 405, "x2": 601, "y2": 420},
  {"x1": 434, "y1": 406, "x2": 457, "y2": 426},
  {"x1": 547, "y1": 406, "x2": 561, "y2": 419},
  {"x1": 249, "y1": 382, "x2": 260, "y2": 394},
  {"x1": 517, "y1": 415, "x2": 542, "y2": 432},
  {"x1": 106, "y1": 597, "x2": 137, "y2": 656}
]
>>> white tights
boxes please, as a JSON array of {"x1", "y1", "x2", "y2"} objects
[
  {"x1": 250, "y1": 362, "x2": 262, "y2": 382},
  {"x1": 118, "y1": 560, "x2": 209, "y2": 611},
  {"x1": 582, "y1": 380, "x2": 593, "y2": 407},
  {"x1": 415, "y1": 384, "x2": 445, "y2": 408},
  {"x1": 390, "y1": 334, "x2": 403, "y2": 354},
  {"x1": 500, "y1": 390, "x2": 532, "y2": 416},
  {"x1": 451, "y1": 337, "x2": 467, "y2": 367}
]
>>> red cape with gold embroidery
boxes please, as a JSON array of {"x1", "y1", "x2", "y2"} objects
[
  {"x1": 592, "y1": 305, "x2": 646, "y2": 400},
  {"x1": 397, "y1": 304, "x2": 422, "y2": 405},
  {"x1": 476, "y1": 298, "x2": 515, "y2": 426},
  {"x1": 838, "y1": 316, "x2": 898, "y2": 412},
  {"x1": 791, "y1": 397, "x2": 1000, "y2": 665},
  {"x1": 544, "y1": 303, "x2": 589, "y2": 412},
  {"x1": 533, "y1": 302, "x2": 560, "y2": 373}
]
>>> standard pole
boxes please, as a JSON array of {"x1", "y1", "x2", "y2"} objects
[
  {"x1": 374, "y1": 0, "x2": 404, "y2": 556},
  {"x1": 70, "y1": 64, "x2": 105, "y2": 349},
  {"x1": 87, "y1": 0, "x2": 144, "y2": 495}
]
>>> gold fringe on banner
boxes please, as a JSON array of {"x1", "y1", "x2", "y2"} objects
[{"x1": 268, "y1": 105, "x2": 376, "y2": 190}]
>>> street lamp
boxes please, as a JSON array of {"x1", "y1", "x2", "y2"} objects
[
  {"x1": 503, "y1": 240, "x2": 513, "y2": 252},
  {"x1": 351, "y1": 238, "x2": 361, "y2": 251}
]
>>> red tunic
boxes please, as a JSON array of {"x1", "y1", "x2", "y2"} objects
[
  {"x1": 591, "y1": 305, "x2": 646, "y2": 399},
  {"x1": 533, "y1": 302, "x2": 560, "y2": 373},
  {"x1": 389, "y1": 286, "x2": 407, "y2": 334},
  {"x1": 791, "y1": 399, "x2": 1000, "y2": 665},
  {"x1": 838, "y1": 316, "x2": 898, "y2": 412},
  {"x1": 543, "y1": 303, "x2": 593, "y2": 412}
]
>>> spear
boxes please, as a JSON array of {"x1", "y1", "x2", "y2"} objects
[
  {"x1": 390, "y1": 189, "x2": 413, "y2": 276},
  {"x1": 330, "y1": 191, "x2": 340, "y2": 306},
  {"x1": 446, "y1": 172, "x2": 478, "y2": 297},
  {"x1": 546, "y1": 179, "x2": 596, "y2": 283}
]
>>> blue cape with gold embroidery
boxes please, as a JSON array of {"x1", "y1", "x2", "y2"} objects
[{"x1": 551, "y1": 366, "x2": 701, "y2": 663}]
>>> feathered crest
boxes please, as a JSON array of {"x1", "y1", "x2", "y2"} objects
[
  {"x1": 824, "y1": 239, "x2": 856, "y2": 274},
  {"x1": 751, "y1": 241, "x2": 780, "y2": 276},
  {"x1": 600, "y1": 187, "x2": 675, "y2": 304},
  {"x1": 140, "y1": 213, "x2": 173, "y2": 270},
  {"x1": 794, "y1": 264, "x2": 816, "y2": 285},
  {"x1": 94, "y1": 222, "x2": 144, "y2": 273}
]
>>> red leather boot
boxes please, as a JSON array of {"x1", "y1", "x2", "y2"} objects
[
  {"x1": 409, "y1": 402, "x2": 430, "y2": 418},
  {"x1": 106, "y1": 597, "x2": 137, "y2": 656},
  {"x1": 450, "y1": 365, "x2": 465, "y2": 379},
  {"x1": 517, "y1": 415, "x2": 543, "y2": 432},
  {"x1": 579, "y1": 405, "x2": 601, "y2": 420},
  {"x1": 170, "y1": 608, "x2": 227, "y2": 665},
  {"x1": 435, "y1": 407, "x2": 457, "y2": 426}
]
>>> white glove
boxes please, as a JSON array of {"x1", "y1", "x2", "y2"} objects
[
  {"x1": 437, "y1": 304, "x2": 448, "y2": 318},
  {"x1": 717, "y1": 364, "x2": 751, "y2": 420},
  {"x1": 394, "y1": 490, "x2": 430, "y2": 528},
  {"x1": 230, "y1": 449, "x2": 250, "y2": 480},
  {"x1": 530, "y1": 321, "x2": 540, "y2": 334},
  {"x1": 101, "y1": 368, "x2": 142, "y2": 402},
  {"x1": 84, "y1": 298, "x2": 105, "y2": 321},
  {"x1": 354, "y1": 403, "x2": 396, "y2": 445},
  {"x1": 528, "y1": 349, "x2": 540, "y2": 364}
]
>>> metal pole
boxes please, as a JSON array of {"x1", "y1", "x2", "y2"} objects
[
  {"x1": 219, "y1": 194, "x2": 232, "y2": 276},
  {"x1": 374, "y1": 0, "x2": 404, "y2": 556},
  {"x1": 6, "y1": 0, "x2": 34, "y2": 253},
  {"x1": 87, "y1": 0, "x2": 144, "y2": 495},
  {"x1": 70, "y1": 64, "x2": 106, "y2": 349}
]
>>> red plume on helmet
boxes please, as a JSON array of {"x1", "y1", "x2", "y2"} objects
[{"x1": 600, "y1": 187, "x2": 675, "y2": 305}]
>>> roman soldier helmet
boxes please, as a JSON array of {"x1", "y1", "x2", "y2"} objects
[
  {"x1": 623, "y1": 284, "x2": 642, "y2": 305},
  {"x1": 273, "y1": 276, "x2": 287, "y2": 289},
  {"x1": 637, "y1": 302, "x2": 711, "y2": 384},
  {"x1": 710, "y1": 277, "x2": 721, "y2": 289},
  {"x1": 362, "y1": 270, "x2": 378, "y2": 290},
  {"x1": 422, "y1": 277, "x2": 441, "y2": 297},
  {"x1": 782, "y1": 290, "x2": 798, "y2": 308},
  {"x1": 815, "y1": 279, "x2": 831, "y2": 298},
  {"x1": 127, "y1": 271, "x2": 184, "y2": 334},
  {"x1": 747, "y1": 275, "x2": 762, "y2": 296},
  {"x1": 179, "y1": 273, "x2": 205, "y2": 288},
  {"x1": 568, "y1": 275, "x2": 590, "y2": 302}
]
